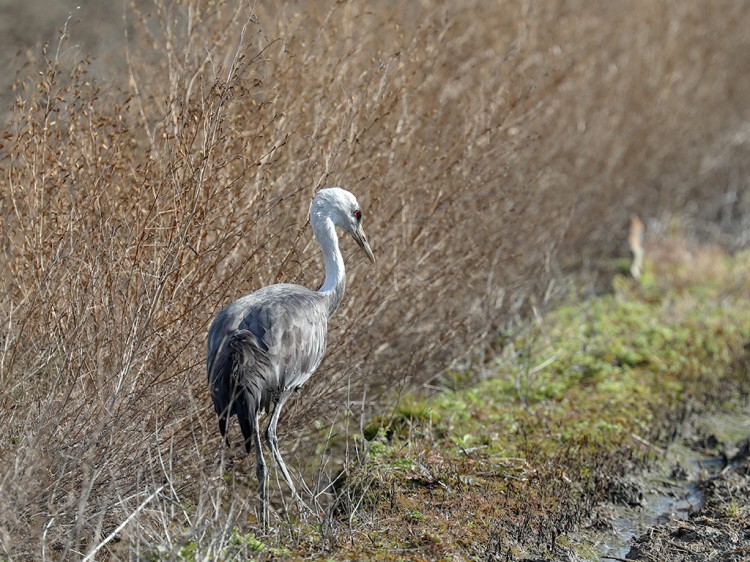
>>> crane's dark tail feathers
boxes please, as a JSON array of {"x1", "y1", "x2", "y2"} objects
[
  {"x1": 210, "y1": 351, "x2": 234, "y2": 449},
  {"x1": 227, "y1": 329, "x2": 263, "y2": 455},
  {"x1": 217, "y1": 413, "x2": 230, "y2": 447},
  {"x1": 210, "y1": 329, "x2": 263, "y2": 454}
]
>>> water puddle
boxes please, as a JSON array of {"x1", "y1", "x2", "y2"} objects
[
  {"x1": 597, "y1": 444, "x2": 715, "y2": 559},
  {"x1": 593, "y1": 404, "x2": 750, "y2": 560}
]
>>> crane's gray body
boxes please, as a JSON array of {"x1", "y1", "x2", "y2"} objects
[
  {"x1": 205, "y1": 187, "x2": 373, "y2": 527},
  {"x1": 206, "y1": 283, "x2": 342, "y2": 431}
]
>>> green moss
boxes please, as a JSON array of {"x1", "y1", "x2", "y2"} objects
[
  {"x1": 228, "y1": 529, "x2": 266, "y2": 553},
  {"x1": 343, "y1": 251, "x2": 750, "y2": 559},
  {"x1": 405, "y1": 508, "x2": 425, "y2": 522}
]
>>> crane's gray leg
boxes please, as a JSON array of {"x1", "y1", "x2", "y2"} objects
[
  {"x1": 265, "y1": 389, "x2": 303, "y2": 504},
  {"x1": 252, "y1": 410, "x2": 268, "y2": 529}
]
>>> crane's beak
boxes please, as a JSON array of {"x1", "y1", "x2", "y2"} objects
[{"x1": 351, "y1": 224, "x2": 375, "y2": 264}]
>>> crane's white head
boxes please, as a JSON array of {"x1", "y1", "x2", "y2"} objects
[{"x1": 310, "y1": 187, "x2": 375, "y2": 263}]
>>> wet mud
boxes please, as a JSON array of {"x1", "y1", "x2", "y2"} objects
[
  {"x1": 622, "y1": 438, "x2": 750, "y2": 561},
  {"x1": 595, "y1": 407, "x2": 750, "y2": 561}
]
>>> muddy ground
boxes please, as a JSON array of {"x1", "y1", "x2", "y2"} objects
[
  {"x1": 619, "y1": 436, "x2": 750, "y2": 561},
  {"x1": 584, "y1": 404, "x2": 750, "y2": 562}
]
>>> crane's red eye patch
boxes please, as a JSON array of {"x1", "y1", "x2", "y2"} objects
[{"x1": 353, "y1": 209, "x2": 362, "y2": 220}]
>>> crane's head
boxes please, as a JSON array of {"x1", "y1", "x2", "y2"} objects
[{"x1": 311, "y1": 187, "x2": 375, "y2": 263}]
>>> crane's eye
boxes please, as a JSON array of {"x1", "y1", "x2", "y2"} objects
[{"x1": 353, "y1": 209, "x2": 362, "y2": 221}]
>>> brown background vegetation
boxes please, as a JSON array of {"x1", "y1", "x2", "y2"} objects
[{"x1": 1, "y1": 0, "x2": 749, "y2": 556}]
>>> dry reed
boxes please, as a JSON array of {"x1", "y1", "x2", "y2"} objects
[{"x1": 1, "y1": 0, "x2": 749, "y2": 557}]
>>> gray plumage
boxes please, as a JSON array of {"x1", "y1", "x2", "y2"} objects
[
  {"x1": 207, "y1": 285, "x2": 330, "y2": 422},
  {"x1": 206, "y1": 188, "x2": 374, "y2": 527}
]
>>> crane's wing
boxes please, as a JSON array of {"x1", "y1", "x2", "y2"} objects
[
  {"x1": 207, "y1": 284, "x2": 329, "y2": 417},
  {"x1": 239, "y1": 288, "x2": 329, "y2": 387}
]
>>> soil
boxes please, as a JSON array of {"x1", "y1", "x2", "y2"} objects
[
  {"x1": 584, "y1": 401, "x2": 750, "y2": 562},
  {"x1": 620, "y1": 436, "x2": 750, "y2": 562}
]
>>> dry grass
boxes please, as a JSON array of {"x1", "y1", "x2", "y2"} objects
[{"x1": 1, "y1": 0, "x2": 749, "y2": 558}]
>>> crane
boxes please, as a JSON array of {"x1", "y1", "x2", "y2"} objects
[{"x1": 206, "y1": 187, "x2": 374, "y2": 526}]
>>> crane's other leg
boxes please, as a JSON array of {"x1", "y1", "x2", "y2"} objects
[
  {"x1": 265, "y1": 389, "x2": 302, "y2": 503},
  {"x1": 252, "y1": 411, "x2": 268, "y2": 529},
  {"x1": 235, "y1": 396, "x2": 267, "y2": 527}
]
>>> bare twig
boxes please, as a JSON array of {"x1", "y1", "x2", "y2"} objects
[{"x1": 81, "y1": 486, "x2": 165, "y2": 562}]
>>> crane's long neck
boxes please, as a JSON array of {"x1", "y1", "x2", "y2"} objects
[{"x1": 313, "y1": 217, "x2": 346, "y2": 317}]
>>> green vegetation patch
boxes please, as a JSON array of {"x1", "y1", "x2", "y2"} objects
[{"x1": 331, "y1": 249, "x2": 750, "y2": 560}]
